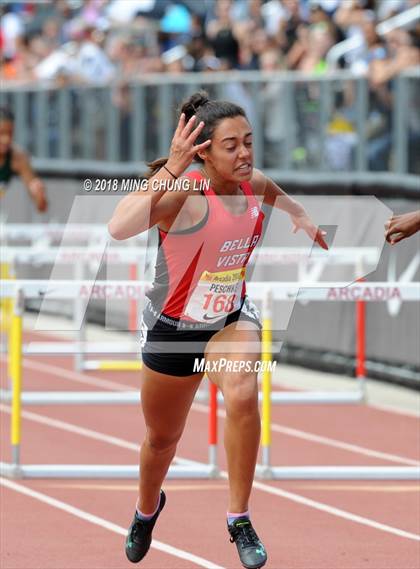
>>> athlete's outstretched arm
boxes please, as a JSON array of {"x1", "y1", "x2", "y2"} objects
[
  {"x1": 253, "y1": 169, "x2": 328, "y2": 249},
  {"x1": 108, "y1": 114, "x2": 210, "y2": 240},
  {"x1": 385, "y1": 210, "x2": 420, "y2": 245},
  {"x1": 13, "y1": 148, "x2": 48, "y2": 212}
]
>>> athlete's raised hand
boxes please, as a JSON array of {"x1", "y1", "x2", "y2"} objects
[
  {"x1": 165, "y1": 114, "x2": 211, "y2": 177},
  {"x1": 291, "y1": 212, "x2": 329, "y2": 250}
]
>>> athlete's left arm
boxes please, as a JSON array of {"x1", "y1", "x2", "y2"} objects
[
  {"x1": 13, "y1": 148, "x2": 48, "y2": 212},
  {"x1": 251, "y1": 169, "x2": 328, "y2": 249}
]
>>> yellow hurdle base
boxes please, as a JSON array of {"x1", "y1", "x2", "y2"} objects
[{"x1": 83, "y1": 360, "x2": 143, "y2": 371}]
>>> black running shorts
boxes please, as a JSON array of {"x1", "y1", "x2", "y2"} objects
[{"x1": 140, "y1": 297, "x2": 261, "y2": 377}]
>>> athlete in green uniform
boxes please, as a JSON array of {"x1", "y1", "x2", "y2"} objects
[{"x1": 0, "y1": 107, "x2": 47, "y2": 211}]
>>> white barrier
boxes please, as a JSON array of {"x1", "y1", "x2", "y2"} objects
[
  {"x1": 0, "y1": 223, "x2": 145, "y2": 243},
  {"x1": 1, "y1": 280, "x2": 419, "y2": 301}
]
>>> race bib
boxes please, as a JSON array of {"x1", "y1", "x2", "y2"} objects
[{"x1": 184, "y1": 268, "x2": 245, "y2": 323}]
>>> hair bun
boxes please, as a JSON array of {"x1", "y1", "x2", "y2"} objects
[{"x1": 180, "y1": 90, "x2": 210, "y2": 121}]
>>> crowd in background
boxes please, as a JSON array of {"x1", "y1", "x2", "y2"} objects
[
  {"x1": 1, "y1": 0, "x2": 419, "y2": 84},
  {"x1": 1, "y1": 0, "x2": 419, "y2": 174}
]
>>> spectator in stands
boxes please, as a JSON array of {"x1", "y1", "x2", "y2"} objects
[
  {"x1": 161, "y1": 45, "x2": 188, "y2": 73},
  {"x1": 0, "y1": 3, "x2": 24, "y2": 60},
  {"x1": 40, "y1": 17, "x2": 61, "y2": 55},
  {"x1": 206, "y1": 0, "x2": 240, "y2": 68},
  {"x1": 348, "y1": 14, "x2": 387, "y2": 76},
  {"x1": 260, "y1": 49, "x2": 290, "y2": 167},
  {"x1": 80, "y1": 0, "x2": 108, "y2": 28},
  {"x1": 34, "y1": 22, "x2": 115, "y2": 84},
  {"x1": 369, "y1": 27, "x2": 420, "y2": 171},
  {"x1": 276, "y1": 0, "x2": 306, "y2": 55},
  {"x1": 235, "y1": 27, "x2": 264, "y2": 70},
  {"x1": 309, "y1": 3, "x2": 343, "y2": 42},
  {"x1": 73, "y1": 24, "x2": 115, "y2": 84},
  {"x1": 377, "y1": 0, "x2": 418, "y2": 21},
  {"x1": 109, "y1": 19, "x2": 162, "y2": 77},
  {"x1": 294, "y1": 22, "x2": 335, "y2": 73},
  {"x1": 260, "y1": 0, "x2": 288, "y2": 38},
  {"x1": 334, "y1": 0, "x2": 376, "y2": 65},
  {"x1": 159, "y1": 3, "x2": 193, "y2": 52},
  {"x1": 106, "y1": 0, "x2": 161, "y2": 25},
  {"x1": 369, "y1": 28, "x2": 420, "y2": 87},
  {"x1": 187, "y1": 32, "x2": 214, "y2": 72}
]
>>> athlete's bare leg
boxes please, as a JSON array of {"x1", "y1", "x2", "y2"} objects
[
  {"x1": 138, "y1": 366, "x2": 204, "y2": 513},
  {"x1": 205, "y1": 322, "x2": 261, "y2": 514}
]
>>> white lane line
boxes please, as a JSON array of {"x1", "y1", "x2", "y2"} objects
[
  {"x1": 0, "y1": 404, "x2": 180, "y2": 467},
  {"x1": 192, "y1": 402, "x2": 420, "y2": 466},
  {"x1": 179, "y1": 458, "x2": 420, "y2": 543},
  {"x1": 0, "y1": 403, "x2": 140, "y2": 451},
  {"x1": 3, "y1": 358, "x2": 419, "y2": 465},
  {"x1": 2, "y1": 406, "x2": 419, "y2": 543},
  {"x1": 369, "y1": 402, "x2": 420, "y2": 419},
  {"x1": 0, "y1": 477, "x2": 225, "y2": 569},
  {"x1": 250, "y1": 478, "x2": 420, "y2": 542}
]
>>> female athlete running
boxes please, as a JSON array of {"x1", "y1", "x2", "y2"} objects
[
  {"x1": 0, "y1": 107, "x2": 47, "y2": 211},
  {"x1": 109, "y1": 91, "x2": 327, "y2": 569}
]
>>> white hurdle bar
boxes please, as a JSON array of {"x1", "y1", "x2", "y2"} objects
[
  {"x1": 254, "y1": 466, "x2": 420, "y2": 480},
  {"x1": 0, "y1": 223, "x2": 147, "y2": 243},
  {"x1": 0, "y1": 463, "x2": 218, "y2": 480}
]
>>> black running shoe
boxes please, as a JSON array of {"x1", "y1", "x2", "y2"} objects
[
  {"x1": 125, "y1": 490, "x2": 166, "y2": 563},
  {"x1": 228, "y1": 517, "x2": 267, "y2": 569}
]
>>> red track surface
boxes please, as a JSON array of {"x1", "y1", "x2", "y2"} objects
[{"x1": 1, "y1": 332, "x2": 419, "y2": 569}]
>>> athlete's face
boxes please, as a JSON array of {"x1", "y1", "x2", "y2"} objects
[
  {"x1": 0, "y1": 120, "x2": 14, "y2": 155},
  {"x1": 201, "y1": 116, "x2": 253, "y2": 182}
]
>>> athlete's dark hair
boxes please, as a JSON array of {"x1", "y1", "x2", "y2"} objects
[
  {"x1": 147, "y1": 91, "x2": 247, "y2": 178},
  {"x1": 0, "y1": 107, "x2": 15, "y2": 123}
]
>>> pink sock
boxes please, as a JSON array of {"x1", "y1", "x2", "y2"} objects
[{"x1": 227, "y1": 510, "x2": 250, "y2": 525}]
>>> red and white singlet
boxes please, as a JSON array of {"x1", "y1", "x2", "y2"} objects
[{"x1": 147, "y1": 170, "x2": 265, "y2": 323}]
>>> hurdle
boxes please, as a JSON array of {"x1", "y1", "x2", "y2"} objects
[
  {"x1": 0, "y1": 285, "x2": 220, "y2": 480},
  {"x1": 255, "y1": 282, "x2": 420, "y2": 480},
  {"x1": 0, "y1": 276, "x2": 410, "y2": 411},
  {"x1": 1, "y1": 245, "x2": 380, "y2": 377},
  {"x1": 0, "y1": 261, "x2": 14, "y2": 338},
  {"x1": 87, "y1": 260, "x2": 143, "y2": 372},
  {"x1": 0, "y1": 246, "x2": 149, "y2": 372},
  {"x1": 0, "y1": 261, "x2": 15, "y2": 392},
  {"x1": 1, "y1": 279, "x2": 419, "y2": 480},
  {"x1": 1, "y1": 221, "x2": 147, "y2": 373},
  {"x1": 0, "y1": 223, "x2": 146, "y2": 244}
]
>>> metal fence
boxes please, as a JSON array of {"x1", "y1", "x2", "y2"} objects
[{"x1": 1, "y1": 70, "x2": 419, "y2": 186}]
